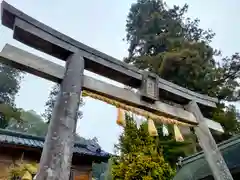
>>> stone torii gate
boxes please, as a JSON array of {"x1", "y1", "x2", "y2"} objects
[{"x1": 0, "y1": 2, "x2": 233, "y2": 180}]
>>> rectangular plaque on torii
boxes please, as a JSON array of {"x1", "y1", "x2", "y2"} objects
[{"x1": 140, "y1": 72, "x2": 159, "y2": 102}]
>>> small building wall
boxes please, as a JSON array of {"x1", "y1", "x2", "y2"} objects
[
  {"x1": 72, "y1": 164, "x2": 92, "y2": 180},
  {"x1": 0, "y1": 153, "x2": 12, "y2": 179},
  {"x1": 0, "y1": 145, "x2": 93, "y2": 180}
]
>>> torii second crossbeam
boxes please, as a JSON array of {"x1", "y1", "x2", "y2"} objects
[{"x1": 0, "y1": 44, "x2": 224, "y2": 132}]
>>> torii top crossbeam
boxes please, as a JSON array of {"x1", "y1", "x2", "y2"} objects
[
  {"x1": 1, "y1": 1, "x2": 217, "y2": 108},
  {"x1": 0, "y1": 1, "x2": 222, "y2": 131}
]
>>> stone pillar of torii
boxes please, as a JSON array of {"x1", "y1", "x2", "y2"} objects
[{"x1": 0, "y1": 1, "x2": 233, "y2": 180}]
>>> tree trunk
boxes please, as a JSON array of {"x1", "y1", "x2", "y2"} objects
[{"x1": 35, "y1": 52, "x2": 84, "y2": 180}]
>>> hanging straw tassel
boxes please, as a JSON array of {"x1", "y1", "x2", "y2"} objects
[
  {"x1": 135, "y1": 114, "x2": 145, "y2": 129},
  {"x1": 174, "y1": 124, "x2": 184, "y2": 142},
  {"x1": 116, "y1": 108, "x2": 126, "y2": 127},
  {"x1": 162, "y1": 124, "x2": 169, "y2": 136},
  {"x1": 148, "y1": 119, "x2": 158, "y2": 136}
]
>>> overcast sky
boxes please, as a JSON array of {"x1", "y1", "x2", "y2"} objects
[{"x1": 0, "y1": 0, "x2": 240, "y2": 153}]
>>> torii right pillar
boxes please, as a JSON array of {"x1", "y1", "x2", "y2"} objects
[{"x1": 187, "y1": 101, "x2": 233, "y2": 180}]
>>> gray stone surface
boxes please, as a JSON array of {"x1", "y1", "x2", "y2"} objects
[
  {"x1": 186, "y1": 101, "x2": 233, "y2": 180},
  {"x1": 35, "y1": 52, "x2": 84, "y2": 180}
]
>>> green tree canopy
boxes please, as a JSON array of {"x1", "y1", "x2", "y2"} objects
[
  {"x1": 213, "y1": 105, "x2": 240, "y2": 143},
  {"x1": 155, "y1": 124, "x2": 196, "y2": 167},
  {"x1": 0, "y1": 64, "x2": 23, "y2": 128},
  {"x1": 125, "y1": 0, "x2": 240, "y2": 100},
  {"x1": 124, "y1": 0, "x2": 240, "y2": 142}
]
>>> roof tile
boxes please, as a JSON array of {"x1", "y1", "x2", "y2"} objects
[
  {"x1": 0, "y1": 129, "x2": 110, "y2": 160},
  {"x1": 174, "y1": 134, "x2": 240, "y2": 180}
]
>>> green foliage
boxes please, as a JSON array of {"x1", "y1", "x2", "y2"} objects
[
  {"x1": 125, "y1": 0, "x2": 240, "y2": 100},
  {"x1": 8, "y1": 159, "x2": 38, "y2": 180},
  {"x1": 0, "y1": 103, "x2": 23, "y2": 128},
  {"x1": 213, "y1": 105, "x2": 240, "y2": 143},
  {"x1": 92, "y1": 159, "x2": 113, "y2": 180},
  {"x1": 0, "y1": 65, "x2": 22, "y2": 105},
  {"x1": 112, "y1": 114, "x2": 175, "y2": 179},
  {"x1": 42, "y1": 84, "x2": 82, "y2": 123},
  {"x1": 0, "y1": 64, "x2": 23, "y2": 128},
  {"x1": 125, "y1": 0, "x2": 240, "y2": 142},
  {"x1": 104, "y1": 159, "x2": 113, "y2": 180},
  {"x1": 7, "y1": 110, "x2": 92, "y2": 142},
  {"x1": 42, "y1": 84, "x2": 59, "y2": 123},
  {"x1": 7, "y1": 110, "x2": 48, "y2": 136},
  {"x1": 92, "y1": 162, "x2": 108, "y2": 179},
  {"x1": 155, "y1": 124, "x2": 196, "y2": 167}
]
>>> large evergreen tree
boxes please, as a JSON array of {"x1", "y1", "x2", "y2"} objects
[
  {"x1": 125, "y1": 0, "x2": 240, "y2": 100},
  {"x1": 112, "y1": 114, "x2": 175, "y2": 179},
  {"x1": 124, "y1": 0, "x2": 240, "y2": 142}
]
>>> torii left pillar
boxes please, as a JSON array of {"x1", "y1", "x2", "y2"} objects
[{"x1": 35, "y1": 52, "x2": 84, "y2": 180}]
